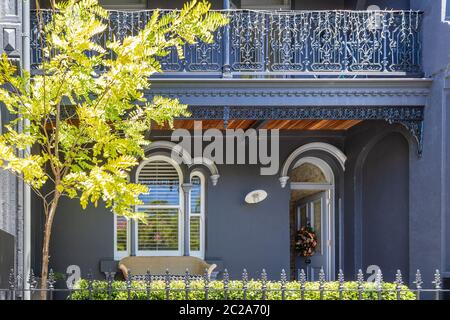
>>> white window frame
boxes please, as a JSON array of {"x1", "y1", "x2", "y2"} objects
[
  {"x1": 134, "y1": 155, "x2": 184, "y2": 256},
  {"x1": 189, "y1": 171, "x2": 206, "y2": 259},
  {"x1": 113, "y1": 214, "x2": 130, "y2": 260}
]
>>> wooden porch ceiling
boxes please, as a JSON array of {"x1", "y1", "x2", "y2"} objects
[{"x1": 157, "y1": 119, "x2": 362, "y2": 130}]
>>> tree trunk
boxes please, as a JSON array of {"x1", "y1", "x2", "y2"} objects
[{"x1": 39, "y1": 191, "x2": 61, "y2": 300}]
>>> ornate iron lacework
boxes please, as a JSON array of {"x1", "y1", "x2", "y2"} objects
[
  {"x1": 30, "y1": 9, "x2": 422, "y2": 76},
  {"x1": 180, "y1": 105, "x2": 424, "y2": 156},
  {"x1": 229, "y1": 10, "x2": 422, "y2": 74}
]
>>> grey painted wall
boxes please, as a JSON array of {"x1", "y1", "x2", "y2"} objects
[
  {"x1": 41, "y1": 132, "x2": 347, "y2": 280},
  {"x1": 362, "y1": 133, "x2": 409, "y2": 282},
  {"x1": 410, "y1": 0, "x2": 450, "y2": 281},
  {"x1": 344, "y1": 121, "x2": 412, "y2": 281},
  {"x1": 48, "y1": 201, "x2": 114, "y2": 280},
  {"x1": 41, "y1": 125, "x2": 415, "y2": 281}
]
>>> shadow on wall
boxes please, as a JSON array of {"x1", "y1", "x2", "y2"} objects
[{"x1": 362, "y1": 132, "x2": 409, "y2": 282}]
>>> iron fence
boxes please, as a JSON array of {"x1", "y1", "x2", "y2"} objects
[
  {"x1": 1, "y1": 267, "x2": 448, "y2": 300},
  {"x1": 30, "y1": 9, "x2": 423, "y2": 77}
]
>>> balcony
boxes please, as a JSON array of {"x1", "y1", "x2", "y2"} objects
[{"x1": 30, "y1": 9, "x2": 423, "y2": 78}]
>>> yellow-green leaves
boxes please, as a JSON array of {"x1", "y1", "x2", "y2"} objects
[
  {"x1": 0, "y1": 0, "x2": 227, "y2": 219},
  {"x1": 0, "y1": 138, "x2": 47, "y2": 188}
]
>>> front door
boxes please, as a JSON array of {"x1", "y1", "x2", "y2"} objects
[{"x1": 296, "y1": 191, "x2": 330, "y2": 281}]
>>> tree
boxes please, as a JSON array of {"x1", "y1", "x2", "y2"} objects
[{"x1": 0, "y1": 0, "x2": 227, "y2": 298}]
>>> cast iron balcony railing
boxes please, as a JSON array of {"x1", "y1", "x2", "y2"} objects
[{"x1": 30, "y1": 9, "x2": 423, "y2": 77}]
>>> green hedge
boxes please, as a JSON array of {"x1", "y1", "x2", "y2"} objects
[{"x1": 70, "y1": 279, "x2": 416, "y2": 300}]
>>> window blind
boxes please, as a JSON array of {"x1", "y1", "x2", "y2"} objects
[
  {"x1": 137, "y1": 160, "x2": 181, "y2": 253},
  {"x1": 115, "y1": 216, "x2": 128, "y2": 252},
  {"x1": 137, "y1": 160, "x2": 180, "y2": 206},
  {"x1": 137, "y1": 207, "x2": 179, "y2": 251},
  {"x1": 190, "y1": 176, "x2": 202, "y2": 252}
]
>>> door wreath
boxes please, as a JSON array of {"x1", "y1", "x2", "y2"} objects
[{"x1": 295, "y1": 224, "x2": 318, "y2": 259}]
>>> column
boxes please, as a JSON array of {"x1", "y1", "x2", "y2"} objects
[{"x1": 222, "y1": 0, "x2": 231, "y2": 78}]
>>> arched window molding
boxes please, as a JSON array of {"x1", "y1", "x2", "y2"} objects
[
  {"x1": 279, "y1": 142, "x2": 346, "y2": 188},
  {"x1": 189, "y1": 171, "x2": 206, "y2": 259}
]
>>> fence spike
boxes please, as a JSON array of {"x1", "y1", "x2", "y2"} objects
[
  {"x1": 280, "y1": 269, "x2": 287, "y2": 284},
  {"x1": 318, "y1": 267, "x2": 325, "y2": 300},
  {"x1": 338, "y1": 269, "x2": 344, "y2": 286},
  {"x1": 242, "y1": 268, "x2": 248, "y2": 283},
  {"x1": 298, "y1": 269, "x2": 306, "y2": 300},
  {"x1": 318, "y1": 267, "x2": 326, "y2": 284},
  {"x1": 165, "y1": 269, "x2": 170, "y2": 300},
  {"x1": 106, "y1": 272, "x2": 113, "y2": 300},
  {"x1": 375, "y1": 269, "x2": 383, "y2": 288},
  {"x1": 28, "y1": 269, "x2": 37, "y2": 290},
  {"x1": 357, "y1": 269, "x2": 364, "y2": 283},
  {"x1": 395, "y1": 269, "x2": 403, "y2": 286},
  {"x1": 261, "y1": 269, "x2": 268, "y2": 300},
  {"x1": 280, "y1": 269, "x2": 287, "y2": 300},
  {"x1": 433, "y1": 269, "x2": 441, "y2": 300},
  {"x1": 47, "y1": 269, "x2": 56, "y2": 290},
  {"x1": 357, "y1": 269, "x2": 364, "y2": 300},
  {"x1": 126, "y1": 269, "x2": 132, "y2": 300},
  {"x1": 145, "y1": 269, "x2": 152, "y2": 300},
  {"x1": 413, "y1": 269, "x2": 423, "y2": 300},
  {"x1": 242, "y1": 269, "x2": 248, "y2": 300},
  {"x1": 395, "y1": 269, "x2": 403, "y2": 300},
  {"x1": 204, "y1": 268, "x2": 210, "y2": 300},
  {"x1": 223, "y1": 268, "x2": 229, "y2": 300},
  {"x1": 432, "y1": 269, "x2": 441, "y2": 289},
  {"x1": 85, "y1": 270, "x2": 93, "y2": 300},
  {"x1": 376, "y1": 269, "x2": 383, "y2": 300},
  {"x1": 8, "y1": 268, "x2": 16, "y2": 290},
  {"x1": 414, "y1": 269, "x2": 423, "y2": 289},
  {"x1": 184, "y1": 269, "x2": 190, "y2": 300},
  {"x1": 338, "y1": 269, "x2": 344, "y2": 300},
  {"x1": 298, "y1": 269, "x2": 306, "y2": 285},
  {"x1": 8, "y1": 268, "x2": 16, "y2": 300}
]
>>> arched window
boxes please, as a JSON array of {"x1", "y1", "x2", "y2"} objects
[
  {"x1": 189, "y1": 172, "x2": 205, "y2": 259},
  {"x1": 114, "y1": 155, "x2": 207, "y2": 259},
  {"x1": 135, "y1": 156, "x2": 183, "y2": 256}
]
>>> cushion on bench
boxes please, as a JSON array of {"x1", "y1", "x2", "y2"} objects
[{"x1": 118, "y1": 256, "x2": 217, "y2": 278}]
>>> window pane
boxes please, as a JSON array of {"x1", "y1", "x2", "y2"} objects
[
  {"x1": 190, "y1": 176, "x2": 201, "y2": 214},
  {"x1": 116, "y1": 216, "x2": 127, "y2": 252},
  {"x1": 190, "y1": 176, "x2": 202, "y2": 253},
  {"x1": 137, "y1": 208, "x2": 179, "y2": 251},
  {"x1": 138, "y1": 160, "x2": 179, "y2": 206},
  {"x1": 190, "y1": 216, "x2": 201, "y2": 251},
  {"x1": 298, "y1": 204, "x2": 307, "y2": 230},
  {"x1": 313, "y1": 199, "x2": 322, "y2": 254}
]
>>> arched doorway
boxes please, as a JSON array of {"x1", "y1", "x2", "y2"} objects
[{"x1": 290, "y1": 157, "x2": 335, "y2": 281}]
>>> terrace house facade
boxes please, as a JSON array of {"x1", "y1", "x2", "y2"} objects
[{"x1": 1, "y1": 0, "x2": 450, "y2": 289}]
